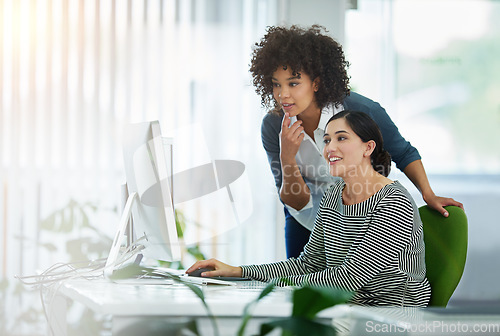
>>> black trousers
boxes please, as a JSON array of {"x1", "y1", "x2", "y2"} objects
[{"x1": 284, "y1": 207, "x2": 312, "y2": 259}]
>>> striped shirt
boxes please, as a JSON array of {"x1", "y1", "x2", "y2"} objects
[{"x1": 241, "y1": 180, "x2": 431, "y2": 307}]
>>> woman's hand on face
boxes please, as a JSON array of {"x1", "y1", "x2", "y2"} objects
[
  {"x1": 280, "y1": 113, "x2": 304, "y2": 163},
  {"x1": 423, "y1": 193, "x2": 464, "y2": 217},
  {"x1": 185, "y1": 258, "x2": 243, "y2": 278}
]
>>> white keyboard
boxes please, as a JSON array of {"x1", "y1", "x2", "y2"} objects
[
  {"x1": 111, "y1": 277, "x2": 174, "y2": 285},
  {"x1": 178, "y1": 275, "x2": 237, "y2": 286},
  {"x1": 153, "y1": 267, "x2": 238, "y2": 286}
]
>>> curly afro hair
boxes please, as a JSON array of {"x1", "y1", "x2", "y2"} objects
[{"x1": 250, "y1": 25, "x2": 350, "y2": 114}]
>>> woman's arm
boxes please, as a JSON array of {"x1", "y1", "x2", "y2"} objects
[
  {"x1": 247, "y1": 192, "x2": 416, "y2": 289},
  {"x1": 278, "y1": 113, "x2": 310, "y2": 210},
  {"x1": 185, "y1": 227, "x2": 325, "y2": 281},
  {"x1": 261, "y1": 112, "x2": 310, "y2": 210},
  {"x1": 279, "y1": 159, "x2": 310, "y2": 210},
  {"x1": 403, "y1": 160, "x2": 464, "y2": 217},
  {"x1": 241, "y1": 209, "x2": 328, "y2": 282},
  {"x1": 188, "y1": 203, "x2": 330, "y2": 283}
]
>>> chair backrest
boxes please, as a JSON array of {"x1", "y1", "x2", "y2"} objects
[{"x1": 418, "y1": 205, "x2": 468, "y2": 307}]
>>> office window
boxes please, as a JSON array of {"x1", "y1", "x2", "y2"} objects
[
  {"x1": 345, "y1": 0, "x2": 500, "y2": 302},
  {"x1": 0, "y1": 1, "x2": 283, "y2": 333},
  {"x1": 346, "y1": 0, "x2": 500, "y2": 174}
]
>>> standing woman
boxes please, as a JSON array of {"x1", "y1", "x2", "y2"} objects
[{"x1": 250, "y1": 25, "x2": 463, "y2": 258}]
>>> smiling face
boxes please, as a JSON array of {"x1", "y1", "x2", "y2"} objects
[
  {"x1": 272, "y1": 67, "x2": 320, "y2": 118},
  {"x1": 323, "y1": 117, "x2": 375, "y2": 178}
]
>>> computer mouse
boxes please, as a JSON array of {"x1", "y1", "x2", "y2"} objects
[{"x1": 187, "y1": 267, "x2": 215, "y2": 277}]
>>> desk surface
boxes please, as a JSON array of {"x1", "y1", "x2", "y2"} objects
[
  {"x1": 59, "y1": 278, "x2": 294, "y2": 318},
  {"x1": 54, "y1": 279, "x2": 500, "y2": 336}
]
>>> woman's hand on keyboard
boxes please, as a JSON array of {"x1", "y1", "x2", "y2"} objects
[{"x1": 186, "y1": 258, "x2": 242, "y2": 278}]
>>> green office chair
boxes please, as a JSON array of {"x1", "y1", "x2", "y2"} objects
[{"x1": 419, "y1": 205, "x2": 468, "y2": 307}]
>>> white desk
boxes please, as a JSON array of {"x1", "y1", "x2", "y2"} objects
[
  {"x1": 49, "y1": 278, "x2": 500, "y2": 336},
  {"x1": 48, "y1": 278, "x2": 297, "y2": 336}
]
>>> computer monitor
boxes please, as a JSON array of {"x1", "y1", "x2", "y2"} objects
[{"x1": 104, "y1": 121, "x2": 181, "y2": 277}]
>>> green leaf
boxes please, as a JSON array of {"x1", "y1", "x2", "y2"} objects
[
  {"x1": 13, "y1": 282, "x2": 28, "y2": 295},
  {"x1": 80, "y1": 209, "x2": 91, "y2": 229},
  {"x1": 87, "y1": 239, "x2": 113, "y2": 257},
  {"x1": 291, "y1": 286, "x2": 352, "y2": 320},
  {"x1": 187, "y1": 245, "x2": 206, "y2": 261},
  {"x1": 257, "y1": 281, "x2": 276, "y2": 300},
  {"x1": 237, "y1": 282, "x2": 276, "y2": 336},
  {"x1": 182, "y1": 284, "x2": 217, "y2": 335},
  {"x1": 164, "y1": 272, "x2": 220, "y2": 336},
  {"x1": 14, "y1": 307, "x2": 43, "y2": 325},
  {"x1": 175, "y1": 210, "x2": 186, "y2": 238},
  {"x1": 0, "y1": 278, "x2": 9, "y2": 291},
  {"x1": 108, "y1": 263, "x2": 156, "y2": 280},
  {"x1": 158, "y1": 260, "x2": 184, "y2": 270},
  {"x1": 40, "y1": 212, "x2": 57, "y2": 231},
  {"x1": 84, "y1": 202, "x2": 99, "y2": 213},
  {"x1": 260, "y1": 316, "x2": 337, "y2": 336},
  {"x1": 70, "y1": 308, "x2": 107, "y2": 335},
  {"x1": 40, "y1": 243, "x2": 58, "y2": 252},
  {"x1": 59, "y1": 208, "x2": 74, "y2": 233},
  {"x1": 66, "y1": 238, "x2": 87, "y2": 262},
  {"x1": 184, "y1": 319, "x2": 201, "y2": 335}
]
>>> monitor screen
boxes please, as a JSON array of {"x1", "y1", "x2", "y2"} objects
[{"x1": 105, "y1": 121, "x2": 181, "y2": 275}]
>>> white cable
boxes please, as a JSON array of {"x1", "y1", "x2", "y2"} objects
[{"x1": 14, "y1": 235, "x2": 150, "y2": 336}]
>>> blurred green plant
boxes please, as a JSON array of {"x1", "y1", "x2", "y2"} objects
[
  {"x1": 9, "y1": 199, "x2": 207, "y2": 335},
  {"x1": 39, "y1": 199, "x2": 115, "y2": 261},
  {"x1": 11, "y1": 199, "x2": 348, "y2": 336},
  {"x1": 238, "y1": 281, "x2": 352, "y2": 336},
  {"x1": 238, "y1": 280, "x2": 352, "y2": 336},
  {"x1": 260, "y1": 285, "x2": 352, "y2": 336},
  {"x1": 110, "y1": 263, "x2": 217, "y2": 336},
  {"x1": 159, "y1": 209, "x2": 207, "y2": 270},
  {"x1": 38, "y1": 198, "x2": 206, "y2": 268},
  {"x1": 3, "y1": 199, "x2": 115, "y2": 335},
  {"x1": 0, "y1": 277, "x2": 38, "y2": 336},
  {"x1": 112, "y1": 264, "x2": 353, "y2": 336}
]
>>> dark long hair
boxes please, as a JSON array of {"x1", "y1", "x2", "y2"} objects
[{"x1": 326, "y1": 110, "x2": 392, "y2": 177}]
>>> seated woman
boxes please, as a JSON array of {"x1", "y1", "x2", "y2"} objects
[{"x1": 186, "y1": 110, "x2": 431, "y2": 307}]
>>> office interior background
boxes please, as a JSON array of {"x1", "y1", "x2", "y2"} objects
[{"x1": 0, "y1": 0, "x2": 499, "y2": 334}]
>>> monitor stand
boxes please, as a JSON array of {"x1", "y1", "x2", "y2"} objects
[
  {"x1": 104, "y1": 191, "x2": 140, "y2": 278},
  {"x1": 103, "y1": 192, "x2": 176, "y2": 285}
]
